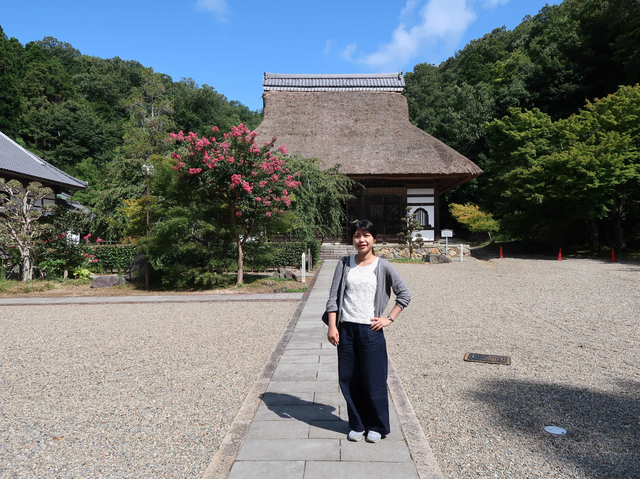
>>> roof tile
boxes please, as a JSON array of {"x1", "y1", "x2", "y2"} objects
[
  {"x1": 263, "y1": 72, "x2": 405, "y2": 92},
  {"x1": 0, "y1": 131, "x2": 88, "y2": 190}
]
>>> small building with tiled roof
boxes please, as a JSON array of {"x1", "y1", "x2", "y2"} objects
[
  {"x1": 0, "y1": 130, "x2": 87, "y2": 200},
  {"x1": 256, "y1": 72, "x2": 483, "y2": 242}
]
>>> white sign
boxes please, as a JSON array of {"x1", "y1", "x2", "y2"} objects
[{"x1": 441, "y1": 229, "x2": 454, "y2": 238}]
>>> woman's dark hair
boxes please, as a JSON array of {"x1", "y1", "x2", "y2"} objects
[{"x1": 350, "y1": 219, "x2": 377, "y2": 239}]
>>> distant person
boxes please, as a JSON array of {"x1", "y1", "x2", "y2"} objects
[{"x1": 325, "y1": 219, "x2": 411, "y2": 443}]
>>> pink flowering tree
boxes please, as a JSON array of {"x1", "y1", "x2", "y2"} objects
[{"x1": 168, "y1": 123, "x2": 301, "y2": 285}]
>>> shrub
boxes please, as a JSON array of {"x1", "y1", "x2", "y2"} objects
[{"x1": 85, "y1": 245, "x2": 139, "y2": 273}]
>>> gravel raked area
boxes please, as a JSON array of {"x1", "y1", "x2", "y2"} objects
[
  {"x1": 0, "y1": 301, "x2": 297, "y2": 478},
  {"x1": 385, "y1": 257, "x2": 639, "y2": 479}
]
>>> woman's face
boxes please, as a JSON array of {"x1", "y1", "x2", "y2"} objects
[{"x1": 353, "y1": 228, "x2": 376, "y2": 255}]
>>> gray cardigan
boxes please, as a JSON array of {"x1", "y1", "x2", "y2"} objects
[{"x1": 325, "y1": 256, "x2": 411, "y2": 322}]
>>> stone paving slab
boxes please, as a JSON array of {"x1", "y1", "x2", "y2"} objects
[
  {"x1": 304, "y1": 461, "x2": 418, "y2": 479},
  {"x1": 228, "y1": 461, "x2": 305, "y2": 479},
  {"x1": 236, "y1": 439, "x2": 340, "y2": 461},
  {"x1": 266, "y1": 381, "x2": 340, "y2": 394}
]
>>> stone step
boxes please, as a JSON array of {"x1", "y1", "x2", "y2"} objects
[{"x1": 320, "y1": 244, "x2": 355, "y2": 260}]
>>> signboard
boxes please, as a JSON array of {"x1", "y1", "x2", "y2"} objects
[
  {"x1": 464, "y1": 353, "x2": 511, "y2": 365},
  {"x1": 441, "y1": 229, "x2": 454, "y2": 238}
]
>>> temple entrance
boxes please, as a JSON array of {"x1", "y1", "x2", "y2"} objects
[
  {"x1": 341, "y1": 194, "x2": 404, "y2": 242},
  {"x1": 365, "y1": 195, "x2": 403, "y2": 242}
]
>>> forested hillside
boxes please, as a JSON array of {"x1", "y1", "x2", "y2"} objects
[
  {"x1": 0, "y1": 26, "x2": 262, "y2": 240},
  {"x1": 405, "y1": 0, "x2": 640, "y2": 250}
]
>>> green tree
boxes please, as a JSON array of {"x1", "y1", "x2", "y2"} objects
[
  {"x1": 485, "y1": 85, "x2": 640, "y2": 250},
  {"x1": 449, "y1": 203, "x2": 500, "y2": 243},
  {"x1": 283, "y1": 157, "x2": 354, "y2": 241},
  {"x1": 168, "y1": 125, "x2": 302, "y2": 284},
  {"x1": 0, "y1": 27, "x2": 22, "y2": 137},
  {"x1": 121, "y1": 68, "x2": 174, "y2": 159},
  {"x1": 0, "y1": 179, "x2": 54, "y2": 281},
  {"x1": 397, "y1": 207, "x2": 424, "y2": 259}
]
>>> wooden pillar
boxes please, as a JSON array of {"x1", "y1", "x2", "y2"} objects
[{"x1": 434, "y1": 183, "x2": 440, "y2": 242}]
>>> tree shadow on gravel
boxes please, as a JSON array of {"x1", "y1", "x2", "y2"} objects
[{"x1": 468, "y1": 378, "x2": 639, "y2": 479}]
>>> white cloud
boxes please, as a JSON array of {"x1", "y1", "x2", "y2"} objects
[
  {"x1": 482, "y1": 0, "x2": 509, "y2": 8},
  {"x1": 324, "y1": 40, "x2": 333, "y2": 56},
  {"x1": 342, "y1": 43, "x2": 357, "y2": 62},
  {"x1": 345, "y1": 0, "x2": 479, "y2": 70},
  {"x1": 399, "y1": 0, "x2": 421, "y2": 20},
  {"x1": 196, "y1": 0, "x2": 229, "y2": 21}
]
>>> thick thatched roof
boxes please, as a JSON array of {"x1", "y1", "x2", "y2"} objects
[{"x1": 255, "y1": 85, "x2": 483, "y2": 193}]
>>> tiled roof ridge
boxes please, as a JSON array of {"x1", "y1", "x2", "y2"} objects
[
  {"x1": 263, "y1": 72, "x2": 405, "y2": 92},
  {"x1": 264, "y1": 72, "x2": 403, "y2": 79}
]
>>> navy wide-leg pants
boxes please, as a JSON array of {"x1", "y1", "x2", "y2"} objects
[{"x1": 337, "y1": 321, "x2": 390, "y2": 435}]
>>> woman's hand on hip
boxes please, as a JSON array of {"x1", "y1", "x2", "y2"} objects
[
  {"x1": 327, "y1": 326, "x2": 340, "y2": 346},
  {"x1": 370, "y1": 317, "x2": 392, "y2": 331}
]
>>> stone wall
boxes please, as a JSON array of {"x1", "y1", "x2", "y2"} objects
[{"x1": 374, "y1": 243, "x2": 471, "y2": 260}]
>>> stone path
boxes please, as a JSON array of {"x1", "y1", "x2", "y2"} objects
[
  {"x1": 0, "y1": 292, "x2": 303, "y2": 306},
  {"x1": 205, "y1": 260, "x2": 443, "y2": 479}
]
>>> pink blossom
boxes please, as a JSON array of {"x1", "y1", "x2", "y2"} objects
[
  {"x1": 271, "y1": 174, "x2": 279, "y2": 182},
  {"x1": 241, "y1": 182, "x2": 253, "y2": 193},
  {"x1": 92, "y1": 259, "x2": 99, "y2": 263},
  {"x1": 229, "y1": 174, "x2": 242, "y2": 189},
  {"x1": 236, "y1": 211, "x2": 242, "y2": 217},
  {"x1": 251, "y1": 171, "x2": 258, "y2": 177},
  {"x1": 266, "y1": 212, "x2": 272, "y2": 217},
  {"x1": 212, "y1": 126, "x2": 219, "y2": 132},
  {"x1": 255, "y1": 197, "x2": 262, "y2": 202},
  {"x1": 97, "y1": 238, "x2": 103, "y2": 243},
  {"x1": 228, "y1": 157, "x2": 235, "y2": 164},
  {"x1": 278, "y1": 144, "x2": 289, "y2": 155},
  {"x1": 189, "y1": 168, "x2": 203, "y2": 175},
  {"x1": 259, "y1": 181, "x2": 267, "y2": 188}
]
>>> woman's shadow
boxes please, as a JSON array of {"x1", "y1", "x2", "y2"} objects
[{"x1": 261, "y1": 392, "x2": 350, "y2": 434}]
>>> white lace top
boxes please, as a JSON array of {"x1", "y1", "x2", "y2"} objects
[{"x1": 340, "y1": 255, "x2": 379, "y2": 325}]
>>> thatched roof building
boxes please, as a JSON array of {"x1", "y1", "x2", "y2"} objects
[{"x1": 256, "y1": 73, "x2": 483, "y2": 241}]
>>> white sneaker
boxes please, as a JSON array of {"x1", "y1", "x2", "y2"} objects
[
  {"x1": 366, "y1": 430, "x2": 382, "y2": 443},
  {"x1": 347, "y1": 430, "x2": 365, "y2": 442}
]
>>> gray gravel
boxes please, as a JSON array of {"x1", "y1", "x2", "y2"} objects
[
  {"x1": 385, "y1": 257, "x2": 640, "y2": 479},
  {"x1": 0, "y1": 302, "x2": 296, "y2": 478}
]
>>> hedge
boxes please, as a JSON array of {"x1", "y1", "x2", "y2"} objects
[
  {"x1": 86, "y1": 245, "x2": 139, "y2": 272},
  {"x1": 270, "y1": 241, "x2": 321, "y2": 268}
]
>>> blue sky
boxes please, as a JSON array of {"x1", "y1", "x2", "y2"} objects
[{"x1": 1, "y1": 0, "x2": 560, "y2": 111}]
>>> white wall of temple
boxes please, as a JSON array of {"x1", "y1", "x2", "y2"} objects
[{"x1": 407, "y1": 187, "x2": 435, "y2": 241}]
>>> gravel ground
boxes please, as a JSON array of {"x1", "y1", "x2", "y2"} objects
[
  {"x1": 0, "y1": 302, "x2": 296, "y2": 478},
  {"x1": 385, "y1": 257, "x2": 639, "y2": 479}
]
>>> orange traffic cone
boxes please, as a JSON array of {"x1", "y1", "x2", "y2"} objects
[
  {"x1": 557, "y1": 248, "x2": 563, "y2": 261},
  {"x1": 499, "y1": 246, "x2": 503, "y2": 258},
  {"x1": 612, "y1": 249, "x2": 616, "y2": 262}
]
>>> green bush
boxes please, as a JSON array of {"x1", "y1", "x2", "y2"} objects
[
  {"x1": 269, "y1": 241, "x2": 320, "y2": 268},
  {"x1": 86, "y1": 245, "x2": 139, "y2": 272},
  {"x1": 70, "y1": 267, "x2": 92, "y2": 279}
]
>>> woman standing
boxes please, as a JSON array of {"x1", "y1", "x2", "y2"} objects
[{"x1": 325, "y1": 219, "x2": 411, "y2": 443}]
